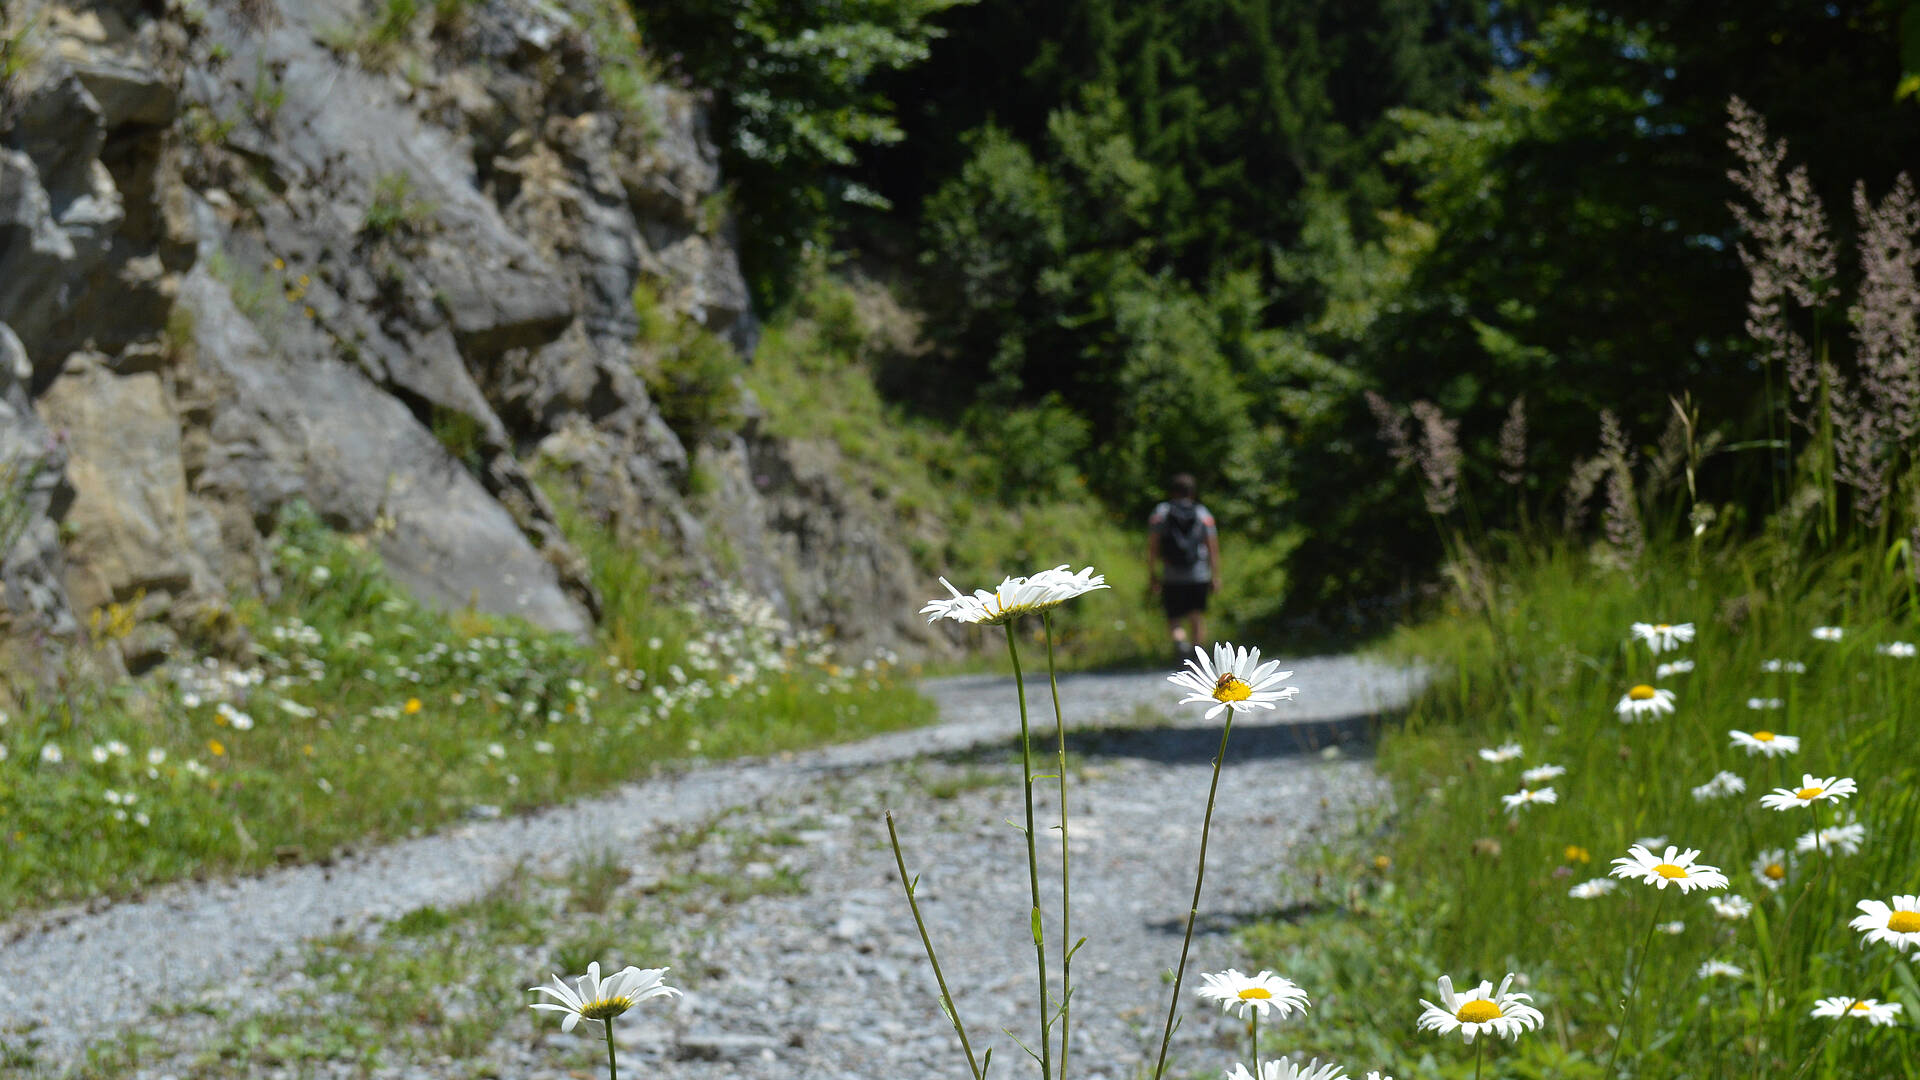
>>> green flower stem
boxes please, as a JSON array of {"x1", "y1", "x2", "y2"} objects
[
  {"x1": 887, "y1": 811, "x2": 985, "y2": 1080},
  {"x1": 1249, "y1": 1009, "x2": 1260, "y2": 1074},
  {"x1": 1152, "y1": 704, "x2": 1236, "y2": 1080},
  {"x1": 605, "y1": 1016, "x2": 618, "y2": 1080},
  {"x1": 1005, "y1": 624, "x2": 1054, "y2": 1080},
  {"x1": 1474, "y1": 1036, "x2": 1484, "y2": 1080},
  {"x1": 1604, "y1": 889, "x2": 1668, "y2": 1080},
  {"x1": 1044, "y1": 612, "x2": 1073, "y2": 1080}
]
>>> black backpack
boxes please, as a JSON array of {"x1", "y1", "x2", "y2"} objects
[{"x1": 1162, "y1": 502, "x2": 1205, "y2": 569}]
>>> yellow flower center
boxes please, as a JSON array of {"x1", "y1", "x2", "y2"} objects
[
  {"x1": 1752, "y1": 731, "x2": 1775, "y2": 741},
  {"x1": 1238, "y1": 988, "x2": 1273, "y2": 1000},
  {"x1": 1654, "y1": 863, "x2": 1689, "y2": 880},
  {"x1": 1850, "y1": 1001, "x2": 1872, "y2": 1012},
  {"x1": 1764, "y1": 862, "x2": 1786, "y2": 881},
  {"x1": 1455, "y1": 999, "x2": 1503, "y2": 1024},
  {"x1": 1213, "y1": 675, "x2": 1252, "y2": 703},
  {"x1": 1655, "y1": 624, "x2": 1671, "y2": 631},
  {"x1": 579, "y1": 995, "x2": 636, "y2": 1021},
  {"x1": 1796, "y1": 786, "x2": 1824, "y2": 800},
  {"x1": 1628, "y1": 685, "x2": 1656, "y2": 701},
  {"x1": 1887, "y1": 911, "x2": 1920, "y2": 934}
]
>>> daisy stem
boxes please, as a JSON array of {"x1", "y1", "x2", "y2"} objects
[
  {"x1": 1151, "y1": 704, "x2": 1236, "y2": 1080},
  {"x1": 1787, "y1": 1016, "x2": 1842, "y2": 1080},
  {"x1": 1248, "y1": 1010, "x2": 1259, "y2": 1073},
  {"x1": 1603, "y1": 889, "x2": 1667, "y2": 1080},
  {"x1": 886, "y1": 811, "x2": 985, "y2": 1080},
  {"x1": 1043, "y1": 612, "x2": 1073, "y2": 1080},
  {"x1": 1474, "y1": 1036, "x2": 1484, "y2": 1080},
  {"x1": 604, "y1": 1017, "x2": 618, "y2": 1080},
  {"x1": 1005, "y1": 624, "x2": 1054, "y2": 1080}
]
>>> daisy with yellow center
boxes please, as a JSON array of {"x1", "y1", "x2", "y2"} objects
[
  {"x1": 1226, "y1": 1060, "x2": 1348, "y2": 1080},
  {"x1": 1850, "y1": 895, "x2": 1920, "y2": 952},
  {"x1": 1477, "y1": 742, "x2": 1523, "y2": 763},
  {"x1": 1500, "y1": 787, "x2": 1557, "y2": 812},
  {"x1": 1759, "y1": 773, "x2": 1857, "y2": 811},
  {"x1": 1796, "y1": 817, "x2": 1867, "y2": 856},
  {"x1": 1810, "y1": 997, "x2": 1903, "y2": 1025},
  {"x1": 528, "y1": 962, "x2": 679, "y2": 1033},
  {"x1": 1614, "y1": 685, "x2": 1675, "y2": 721},
  {"x1": 1168, "y1": 643, "x2": 1297, "y2": 720},
  {"x1": 1750, "y1": 848, "x2": 1791, "y2": 891},
  {"x1": 1697, "y1": 959, "x2": 1745, "y2": 980},
  {"x1": 1609, "y1": 844, "x2": 1730, "y2": 893},
  {"x1": 1629, "y1": 621, "x2": 1695, "y2": 654},
  {"x1": 1729, "y1": 729, "x2": 1799, "y2": 757},
  {"x1": 920, "y1": 565, "x2": 1109, "y2": 625},
  {"x1": 1197, "y1": 969, "x2": 1311, "y2": 1020},
  {"x1": 1416, "y1": 973, "x2": 1543, "y2": 1043}
]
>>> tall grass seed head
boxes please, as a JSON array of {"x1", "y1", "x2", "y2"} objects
[
  {"x1": 1416, "y1": 973, "x2": 1543, "y2": 1043},
  {"x1": 1850, "y1": 896, "x2": 1920, "y2": 952}
]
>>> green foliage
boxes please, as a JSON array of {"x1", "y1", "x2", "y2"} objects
[
  {"x1": 631, "y1": 281, "x2": 745, "y2": 446},
  {"x1": 626, "y1": 0, "x2": 973, "y2": 302},
  {"x1": 361, "y1": 171, "x2": 434, "y2": 237},
  {"x1": 1244, "y1": 539, "x2": 1920, "y2": 1078},
  {"x1": 429, "y1": 405, "x2": 487, "y2": 479}
]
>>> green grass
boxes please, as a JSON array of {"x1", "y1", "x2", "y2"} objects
[
  {"x1": 0, "y1": 501, "x2": 931, "y2": 914},
  {"x1": 1241, "y1": 540, "x2": 1920, "y2": 1079}
]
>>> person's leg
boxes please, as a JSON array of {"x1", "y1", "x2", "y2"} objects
[{"x1": 1186, "y1": 610, "x2": 1207, "y2": 652}]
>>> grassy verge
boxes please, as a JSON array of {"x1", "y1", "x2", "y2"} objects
[
  {"x1": 0, "y1": 502, "x2": 930, "y2": 914},
  {"x1": 1242, "y1": 541, "x2": 1920, "y2": 1079}
]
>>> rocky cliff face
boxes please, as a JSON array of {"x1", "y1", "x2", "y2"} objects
[{"x1": 0, "y1": 0, "x2": 943, "y2": 669}]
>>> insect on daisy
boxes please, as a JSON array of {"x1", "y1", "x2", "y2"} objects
[
  {"x1": 1810, "y1": 997, "x2": 1903, "y2": 1026},
  {"x1": 1416, "y1": 973, "x2": 1543, "y2": 1043},
  {"x1": 1609, "y1": 845, "x2": 1730, "y2": 893},
  {"x1": 1197, "y1": 969, "x2": 1311, "y2": 1019},
  {"x1": 1629, "y1": 622, "x2": 1695, "y2": 654},
  {"x1": 1750, "y1": 849, "x2": 1792, "y2": 890},
  {"x1": 1850, "y1": 896, "x2": 1920, "y2": 952},
  {"x1": 1729, "y1": 729, "x2": 1798, "y2": 757},
  {"x1": 1167, "y1": 643, "x2": 1297, "y2": 720},
  {"x1": 528, "y1": 962, "x2": 679, "y2": 1033},
  {"x1": 1500, "y1": 787, "x2": 1557, "y2": 812},
  {"x1": 1521, "y1": 763, "x2": 1566, "y2": 785},
  {"x1": 1478, "y1": 742, "x2": 1523, "y2": 763},
  {"x1": 1759, "y1": 774, "x2": 1857, "y2": 812},
  {"x1": 1615, "y1": 685, "x2": 1676, "y2": 721}
]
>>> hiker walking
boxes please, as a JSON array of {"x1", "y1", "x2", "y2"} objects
[{"x1": 1147, "y1": 473, "x2": 1220, "y2": 662}]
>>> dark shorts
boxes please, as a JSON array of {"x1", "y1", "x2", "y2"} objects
[{"x1": 1162, "y1": 581, "x2": 1211, "y2": 618}]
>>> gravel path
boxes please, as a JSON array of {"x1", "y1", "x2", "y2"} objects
[{"x1": 0, "y1": 655, "x2": 1421, "y2": 1075}]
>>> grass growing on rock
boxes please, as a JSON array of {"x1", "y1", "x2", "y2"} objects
[
  {"x1": 1242, "y1": 541, "x2": 1920, "y2": 1079},
  {"x1": 0, "y1": 502, "x2": 930, "y2": 913}
]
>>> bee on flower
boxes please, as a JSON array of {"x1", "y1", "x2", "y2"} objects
[
  {"x1": 1167, "y1": 643, "x2": 1297, "y2": 719},
  {"x1": 1615, "y1": 685, "x2": 1675, "y2": 721}
]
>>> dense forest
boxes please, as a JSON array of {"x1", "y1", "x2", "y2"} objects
[{"x1": 632, "y1": 0, "x2": 1920, "y2": 622}]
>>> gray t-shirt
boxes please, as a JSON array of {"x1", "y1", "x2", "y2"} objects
[{"x1": 1149, "y1": 500, "x2": 1216, "y2": 584}]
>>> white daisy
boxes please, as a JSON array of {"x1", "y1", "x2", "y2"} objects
[
  {"x1": 1655, "y1": 659, "x2": 1695, "y2": 678},
  {"x1": 1876, "y1": 641, "x2": 1916, "y2": 657},
  {"x1": 1225, "y1": 1059, "x2": 1347, "y2": 1080},
  {"x1": 1810, "y1": 997, "x2": 1902, "y2": 1026},
  {"x1": 1363, "y1": 1074, "x2": 1393, "y2": 1080},
  {"x1": 920, "y1": 565, "x2": 1109, "y2": 625},
  {"x1": 1615, "y1": 685, "x2": 1676, "y2": 721},
  {"x1": 1632, "y1": 835, "x2": 1669, "y2": 851},
  {"x1": 1478, "y1": 742, "x2": 1523, "y2": 763},
  {"x1": 1708, "y1": 895, "x2": 1753, "y2": 920},
  {"x1": 1630, "y1": 622, "x2": 1695, "y2": 654},
  {"x1": 1797, "y1": 818, "x2": 1866, "y2": 856},
  {"x1": 1745, "y1": 698, "x2": 1784, "y2": 711},
  {"x1": 1500, "y1": 787, "x2": 1557, "y2": 812},
  {"x1": 1569, "y1": 878, "x2": 1617, "y2": 899},
  {"x1": 1416, "y1": 974, "x2": 1543, "y2": 1043},
  {"x1": 1691, "y1": 771, "x2": 1747, "y2": 801},
  {"x1": 1849, "y1": 896, "x2": 1920, "y2": 952},
  {"x1": 1609, "y1": 845, "x2": 1730, "y2": 893},
  {"x1": 1750, "y1": 849, "x2": 1792, "y2": 891},
  {"x1": 1196, "y1": 969, "x2": 1311, "y2": 1020},
  {"x1": 1811, "y1": 626, "x2": 1845, "y2": 641},
  {"x1": 528, "y1": 963, "x2": 679, "y2": 1033},
  {"x1": 1729, "y1": 729, "x2": 1799, "y2": 757},
  {"x1": 1168, "y1": 643, "x2": 1298, "y2": 720},
  {"x1": 1657, "y1": 920, "x2": 1687, "y2": 935},
  {"x1": 90, "y1": 745, "x2": 109, "y2": 764},
  {"x1": 1759, "y1": 774, "x2": 1857, "y2": 811},
  {"x1": 39, "y1": 743, "x2": 61, "y2": 765},
  {"x1": 1760, "y1": 658, "x2": 1807, "y2": 674},
  {"x1": 1521, "y1": 763, "x2": 1566, "y2": 785},
  {"x1": 1697, "y1": 959, "x2": 1745, "y2": 980}
]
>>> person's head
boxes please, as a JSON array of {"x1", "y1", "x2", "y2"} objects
[{"x1": 1168, "y1": 473, "x2": 1196, "y2": 500}]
